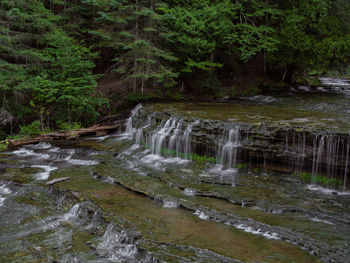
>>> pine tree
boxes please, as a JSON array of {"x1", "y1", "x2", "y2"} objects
[
  {"x1": 0, "y1": 0, "x2": 107, "y2": 130},
  {"x1": 0, "y1": 0, "x2": 58, "y2": 126},
  {"x1": 90, "y1": 0, "x2": 177, "y2": 95}
]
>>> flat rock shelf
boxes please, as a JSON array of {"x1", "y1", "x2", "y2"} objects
[{"x1": 1, "y1": 83, "x2": 350, "y2": 263}]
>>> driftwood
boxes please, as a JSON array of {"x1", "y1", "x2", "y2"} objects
[
  {"x1": 8, "y1": 124, "x2": 120, "y2": 148},
  {"x1": 46, "y1": 177, "x2": 71, "y2": 185}
]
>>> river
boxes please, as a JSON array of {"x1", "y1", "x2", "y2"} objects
[{"x1": 0, "y1": 79, "x2": 349, "y2": 262}]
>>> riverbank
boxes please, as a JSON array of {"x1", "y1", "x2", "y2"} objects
[
  {"x1": 1, "y1": 119, "x2": 349, "y2": 262},
  {"x1": 6, "y1": 124, "x2": 121, "y2": 149}
]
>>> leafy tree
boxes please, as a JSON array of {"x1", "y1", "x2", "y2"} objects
[
  {"x1": 226, "y1": 0, "x2": 281, "y2": 69},
  {"x1": 28, "y1": 29, "x2": 107, "y2": 127},
  {"x1": 0, "y1": 0, "x2": 107, "y2": 131},
  {"x1": 270, "y1": 0, "x2": 350, "y2": 80}
]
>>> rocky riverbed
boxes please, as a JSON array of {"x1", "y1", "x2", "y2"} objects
[{"x1": 1, "y1": 80, "x2": 350, "y2": 262}]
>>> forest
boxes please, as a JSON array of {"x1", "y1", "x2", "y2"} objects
[{"x1": 1, "y1": 0, "x2": 350, "y2": 137}]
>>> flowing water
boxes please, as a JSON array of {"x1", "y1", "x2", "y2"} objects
[{"x1": 1, "y1": 79, "x2": 350, "y2": 263}]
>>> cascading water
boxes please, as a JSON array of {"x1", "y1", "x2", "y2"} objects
[
  {"x1": 285, "y1": 131, "x2": 306, "y2": 174},
  {"x1": 168, "y1": 120, "x2": 183, "y2": 151},
  {"x1": 124, "y1": 104, "x2": 143, "y2": 138},
  {"x1": 205, "y1": 126, "x2": 241, "y2": 184},
  {"x1": 141, "y1": 118, "x2": 195, "y2": 159},
  {"x1": 219, "y1": 127, "x2": 240, "y2": 169},
  {"x1": 125, "y1": 105, "x2": 349, "y2": 191},
  {"x1": 309, "y1": 134, "x2": 349, "y2": 189},
  {"x1": 149, "y1": 118, "x2": 176, "y2": 155}
]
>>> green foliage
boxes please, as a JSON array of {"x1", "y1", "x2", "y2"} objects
[
  {"x1": 234, "y1": 163, "x2": 248, "y2": 169},
  {"x1": 0, "y1": 142, "x2": 7, "y2": 151},
  {"x1": 161, "y1": 0, "x2": 232, "y2": 74},
  {"x1": 128, "y1": 92, "x2": 160, "y2": 103},
  {"x1": 229, "y1": 86, "x2": 237, "y2": 98},
  {"x1": 150, "y1": 145, "x2": 216, "y2": 163},
  {"x1": 173, "y1": 92, "x2": 183, "y2": 101},
  {"x1": 57, "y1": 121, "x2": 81, "y2": 131},
  {"x1": 19, "y1": 121, "x2": 42, "y2": 137},
  {"x1": 293, "y1": 172, "x2": 343, "y2": 187},
  {"x1": 192, "y1": 154, "x2": 216, "y2": 164},
  {"x1": 1, "y1": 0, "x2": 350, "y2": 138},
  {"x1": 87, "y1": 0, "x2": 178, "y2": 95},
  {"x1": 0, "y1": 0, "x2": 108, "y2": 135}
]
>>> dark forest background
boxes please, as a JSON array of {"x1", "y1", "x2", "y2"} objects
[{"x1": 1, "y1": 0, "x2": 350, "y2": 136}]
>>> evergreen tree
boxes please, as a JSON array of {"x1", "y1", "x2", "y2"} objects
[
  {"x1": 0, "y1": 0, "x2": 58, "y2": 126},
  {"x1": 161, "y1": 0, "x2": 233, "y2": 74},
  {"x1": 0, "y1": 0, "x2": 106, "y2": 131},
  {"x1": 90, "y1": 0, "x2": 177, "y2": 95}
]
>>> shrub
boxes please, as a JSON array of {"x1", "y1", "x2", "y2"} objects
[
  {"x1": 19, "y1": 120, "x2": 41, "y2": 137},
  {"x1": 57, "y1": 121, "x2": 81, "y2": 131}
]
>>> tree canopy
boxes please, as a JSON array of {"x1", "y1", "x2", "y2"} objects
[{"x1": 0, "y1": 0, "x2": 349, "y2": 135}]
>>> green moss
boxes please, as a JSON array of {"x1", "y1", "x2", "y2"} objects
[
  {"x1": 145, "y1": 145, "x2": 217, "y2": 164},
  {"x1": 72, "y1": 231, "x2": 93, "y2": 253},
  {"x1": 234, "y1": 163, "x2": 248, "y2": 169},
  {"x1": 192, "y1": 154, "x2": 216, "y2": 164},
  {"x1": 292, "y1": 172, "x2": 343, "y2": 186}
]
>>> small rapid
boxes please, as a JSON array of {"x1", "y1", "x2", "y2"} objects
[{"x1": 1, "y1": 98, "x2": 350, "y2": 263}]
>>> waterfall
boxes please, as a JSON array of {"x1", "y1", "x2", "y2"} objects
[
  {"x1": 142, "y1": 118, "x2": 195, "y2": 159},
  {"x1": 168, "y1": 120, "x2": 183, "y2": 151},
  {"x1": 344, "y1": 142, "x2": 350, "y2": 191},
  {"x1": 124, "y1": 104, "x2": 143, "y2": 138},
  {"x1": 219, "y1": 127, "x2": 240, "y2": 169},
  {"x1": 312, "y1": 136, "x2": 325, "y2": 183},
  {"x1": 125, "y1": 106, "x2": 350, "y2": 189},
  {"x1": 308, "y1": 134, "x2": 350, "y2": 190},
  {"x1": 150, "y1": 118, "x2": 175, "y2": 155},
  {"x1": 183, "y1": 124, "x2": 194, "y2": 159}
]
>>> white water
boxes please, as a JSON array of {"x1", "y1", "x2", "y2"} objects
[
  {"x1": 0, "y1": 182, "x2": 12, "y2": 207},
  {"x1": 13, "y1": 148, "x2": 51, "y2": 160},
  {"x1": 220, "y1": 127, "x2": 240, "y2": 169},
  {"x1": 320, "y1": 77, "x2": 350, "y2": 87},
  {"x1": 97, "y1": 224, "x2": 139, "y2": 262},
  {"x1": 306, "y1": 184, "x2": 350, "y2": 195},
  {"x1": 31, "y1": 165, "x2": 57, "y2": 180},
  {"x1": 104, "y1": 176, "x2": 115, "y2": 184},
  {"x1": 163, "y1": 201, "x2": 179, "y2": 208},
  {"x1": 123, "y1": 104, "x2": 143, "y2": 139},
  {"x1": 184, "y1": 188, "x2": 196, "y2": 196},
  {"x1": 66, "y1": 158, "x2": 99, "y2": 166},
  {"x1": 194, "y1": 210, "x2": 209, "y2": 220},
  {"x1": 234, "y1": 224, "x2": 279, "y2": 240},
  {"x1": 62, "y1": 204, "x2": 81, "y2": 221},
  {"x1": 123, "y1": 106, "x2": 349, "y2": 193},
  {"x1": 141, "y1": 154, "x2": 189, "y2": 169},
  {"x1": 30, "y1": 142, "x2": 52, "y2": 149}
]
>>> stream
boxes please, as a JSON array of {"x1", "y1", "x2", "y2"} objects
[{"x1": 0, "y1": 79, "x2": 350, "y2": 263}]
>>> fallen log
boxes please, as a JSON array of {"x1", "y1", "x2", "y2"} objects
[
  {"x1": 46, "y1": 177, "x2": 70, "y2": 185},
  {"x1": 8, "y1": 124, "x2": 120, "y2": 148}
]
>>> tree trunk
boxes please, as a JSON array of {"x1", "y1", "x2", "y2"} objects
[
  {"x1": 133, "y1": 0, "x2": 140, "y2": 94},
  {"x1": 263, "y1": 0, "x2": 269, "y2": 74},
  {"x1": 210, "y1": 53, "x2": 215, "y2": 73},
  {"x1": 68, "y1": 105, "x2": 72, "y2": 126},
  {"x1": 40, "y1": 105, "x2": 44, "y2": 132},
  {"x1": 144, "y1": 0, "x2": 154, "y2": 95}
]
